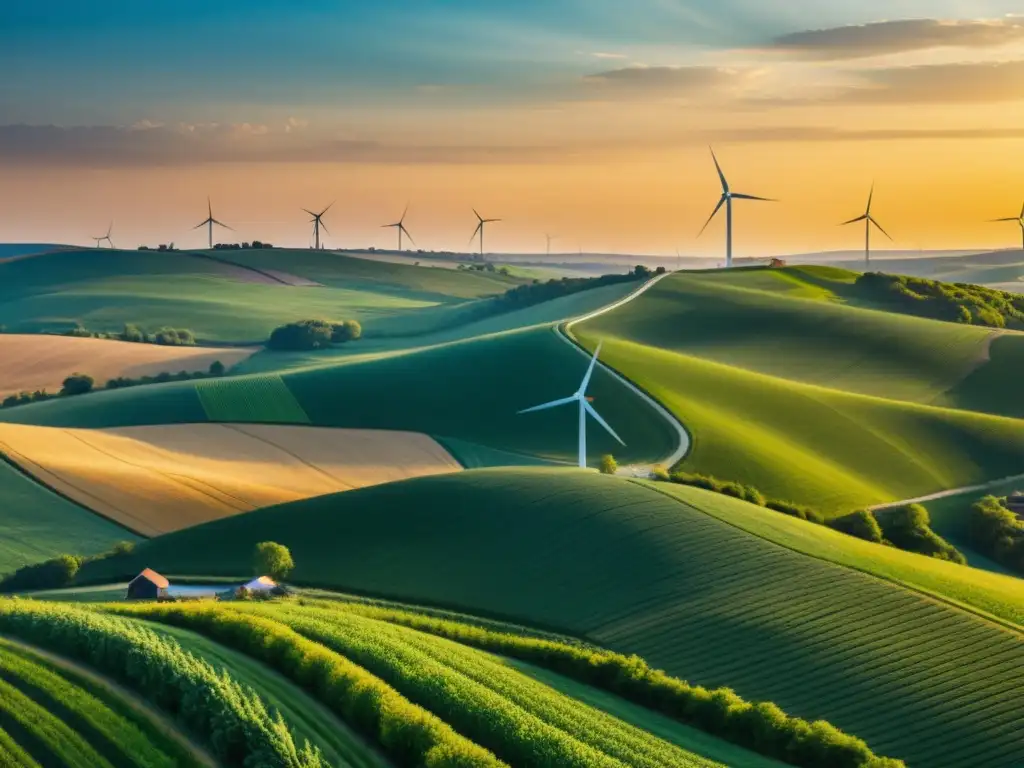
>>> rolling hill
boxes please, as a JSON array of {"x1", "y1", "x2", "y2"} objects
[
  {"x1": 77, "y1": 468, "x2": 1024, "y2": 768},
  {"x1": 573, "y1": 267, "x2": 1024, "y2": 511}
]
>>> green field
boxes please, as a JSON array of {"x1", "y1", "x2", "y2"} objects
[
  {"x1": 0, "y1": 637, "x2": 202, "y2": 767},
  {"x1": 0, "y1": 460, "x2": 138, "y2": 574},
  {"x1": 574, "y1": 268, "x2": 1024, "y2": 511},
  {"x1": 195, "y1": 374, "x2": 310, "y2": 423},
  {"x1": 78, "y1": 468, "x2": 1024, "y2": 768}
]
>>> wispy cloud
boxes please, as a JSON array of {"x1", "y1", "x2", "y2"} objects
[
  {"x1": 831, "y1": 59, "x2": 1024, "y2": 104},
  {"x1": 581, "y1": 65, "x2": 750, "y2": 99},
  {"x1": 765, "y1": 17, "x2": 1024, "y2": 60}
]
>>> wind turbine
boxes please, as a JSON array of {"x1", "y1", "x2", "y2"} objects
[
  {"x1": 841, "y1": 184, "x2": 892, "y2": 268},
  {"x1": 304, "y1": 202, "x2": 333, "y2": 250},
  {"x1": 518, "y1": 342, "x2": 625, "y2": 469},
  {"x1": 698, "y1": 147, "x2": 774, "y2": 269},
  {"x1": 382, "y1": 205, "x2": 415, "y2": 251},
  {"x1": 991, "y1": 200, "x2": 1024, "y2": 250},
  {"x1": 193, "y1": 197, "x2": 233, "y2": 249},
  {"x1": 92, "y1": 222, "x2": 114, "y2": 249},
  {"x1": 471, "y1": 209, "x2": 501, "y2": 260},
  {"x1": 546, "y1": 233, "x2": 556, "y2": 256}
]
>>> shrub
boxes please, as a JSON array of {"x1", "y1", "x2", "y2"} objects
[
  {"x1": 209, "y1": 360, "x2": 226, "y2": 376},
  {"x1": 151, "y1": 327, "x2": 196, "y2": 346},
  {"x1": 120, "y1": 323, "x2": 147, "y2": 343},
  {"x1": 968, "y1": 496, "x2": 1024, "y2": 574},
  {"x1": 878, "y1": 504, "x2": 966, "y2": 564},
  {"x1": 60, "y1": 373, "x2": 94, "y2": 396},
  {"x1": 766, "y1": 500, "x2": 825, "y2": 525},
  {"x1": 0, "y1": 555, "x2": 81, "y2": 592},
  {"x1": 267, "y1": 320, "x2": 335, "y2": 351},
  {"x1": 331, "y1": 319, "x2": 362, "y2": 343},
  {"x1": 254, "y1": 542, "x2": 294, "y2": 582},
  {"x1": 599, "y1": 455, "x2": 618, "y2": 475},
  {"x1": 828, "y1": 510, "x2": 884, "y2": 544}
]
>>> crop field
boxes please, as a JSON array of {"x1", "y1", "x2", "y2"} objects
[
  {"x1": 0, "y1": 636, "x2": 203, "y2": 768},
  {"x1": 89, "y1": 469, "x2": 1022, "y2": 767},
  {"x1": 0, "y1": 334, "x2": 256, "y2": 399},
  {"x1": 195, "y1": 374, "x2": 311, "y2": 422},
  {"x1": 0, "y1": 422, "x2": 461, "y2": 536},
  {"x1": 0, "y1": 459, "x2": 137, "y2": 574}
]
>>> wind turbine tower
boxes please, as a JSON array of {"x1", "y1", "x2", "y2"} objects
[
  {"x1": 546, "y1": 233, "x2": 556, "y2": 256},
  {"x1": 471, "y1": 209, "x2": 501, "y2": 260},
  {"x1": 991, "y1": 201, "x2": 1024, "y2": 250},
  {"x1": 699, "y1": 147, "x2": 774, "y2": 268},
  {"x1": 383, "y1": 205, "x2": 415, "y2": 251},
  {"x1": 193, "y1": 198, "x2": 233, "y2": 249},
  {"x1": 92, "y1": 222, "x2": 114, "y2": 249},
  {"x1": 518, "y1": 342, "x2": 626, "y2": 469},
  {"x1": 304, "y1": 202, "x2": 334, "y2": 250},
  {"x1": 842, "y1": 185, "x2": 892, "y2": 268}
]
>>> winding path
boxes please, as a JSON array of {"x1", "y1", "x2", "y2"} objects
[{"x1": 555, "y1": 272, "x2": 692, "y2": 472}]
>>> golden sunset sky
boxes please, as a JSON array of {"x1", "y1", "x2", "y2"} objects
[{"x1": 1, "y1": 2, "x2": 1023, "y2": 257}]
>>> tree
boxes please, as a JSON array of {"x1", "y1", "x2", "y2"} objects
[
  {"x1": 209, "y1": 360, "x2": 226, "y2": 376},
  {"x1": 331, "y1": 319, "x2": 362, "y2": 343},
  {"x1": 599, "y1": 454, "x2": 618, "y2": 475},
  {"x1": 254, "y1": 541, "x2": 294, "y2": 582},
  {"x1": 61, "y1": 373, "x2": 94, "y2": 396},
  {"x1": 267, "y1": 320, "x2": 334, "y2": 351}
]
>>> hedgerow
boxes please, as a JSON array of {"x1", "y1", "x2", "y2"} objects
[
  {"x1": 856, "y1": 272, "x2": 1024, "y2": 329},
  {"x1": 0, "y1": 600, "x2": 324, "y2": 767},
  {"x1": 969, "y1": 496, "x2": 1024, "y2": 574}
]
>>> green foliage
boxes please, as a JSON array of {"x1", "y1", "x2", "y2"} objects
[
  {"x1": 828, "y1": 510, "x2": 884, "y2": 544},
  {"x1": 0, "y1": 555, "x2": 81, "y2": 592},
  {"x1": 60, "y1": 374, "x2": 94, "y2": 397},
  {"x1": 878, "y1": 504, "x2": 966, "y2": 564},
  {"x1": 195, "y1": 375, "x2": 310, "y2": 424},
  {"x1": 268, "y1": 319, "x2": 363, "y2": 351},
  {"x1": 208, "y1": 360, "x2": 225, "y2": 377},
  {"x1": 330, "y1": 319, "x2": 362, "y2": 343},
  {"x1": 599, "y1": 454, "x2": 618, "y2": 475},
  {"x1": 254, "y1": 542, "x2": 294, "y2": 582},
  {"x1": 0, "y1": 601, "x2": 324, "y2": 767},
  {"x1": 495, "y1": 271, "x2": 642, "y2": 311},
  {"x1": 856, "y1": 272, "x2": 1024, "y2": 329},
  {"x1": 2, "y1": 389, "x2": 56, "y2": 408},
  {"x1": 968, "y1": 496, "x2": 1024, "y2": 574}
]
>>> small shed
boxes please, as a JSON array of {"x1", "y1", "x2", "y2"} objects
[
  {"x1": 242, "y1": 576, "x2": 278, "y2": 594},
  {"x1": 126, "y1": 569, "x2": 169, "y2": 601}
]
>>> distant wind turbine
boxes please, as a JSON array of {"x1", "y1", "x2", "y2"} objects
[
  {"x1": 518, "y1": 342, "x2": 625, "y2": 469},
  {"x1": 546, "y1": 233, "x2": 556, "y2": 256},
  {"x1": 991, "y1": 200, "x2": 1024, "y2": 250},
  {"x1": 698, "y1": 147, "x2": 774, "y2": 269},
  {"x1": 193, "y1": 197, "x2": 233, "y2": 249},
  {"x1": 92, "y1": 222, "x2": 114, "y2": 249},
  {"x1": 842, "y1": 184, "x2": 892, "y2": 268},
  {"x1": 470, "y1": 209, "x2": 501, "y2": 260},
  {"x1": 382, "y1": 205, "x2": 415, "y2": 251},
  {"x1": 303, "y1": 202, "x2": 333, "y2": 251}
]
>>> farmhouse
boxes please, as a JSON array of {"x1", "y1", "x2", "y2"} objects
[{"x1": 126, "y1": 569, "x2": 169, "y2": 600}]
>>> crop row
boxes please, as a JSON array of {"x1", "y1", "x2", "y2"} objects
[
  {"x1": 196, "y1": 375, "x2": 310, "y2": 424},
  {"x1": 0, "y1": 600, "x2": 324, "y2": 768},
  {"x1": 0, "y1": 725, "x2": 36, "y2": 768},
  {"x1": 291, "y1": 598, "x2": 907, "y2": 768},
  {"x1": 0, "y1": 638, "x2": 185, "y2": 768}
]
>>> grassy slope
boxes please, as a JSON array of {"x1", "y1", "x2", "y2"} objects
[
  {"x1": 575, "y1": 269, "x2": 1024, "y2": 512},
  {"x1": 2, "y1": 325, "x2": 677, "y2": 467},
  {"x1": 0, "y1": 248, "x2": 521, "y2": 343},
  {"x1": 0, "y1": 460, "x2": 138, "y2": 574},
  {"x1": 80, "y1": 469, "x2": 1024, "y2": 768}
]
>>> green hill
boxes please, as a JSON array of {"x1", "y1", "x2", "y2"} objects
[
  {"x1": 573, "y1": 268, "x2": 1024, "y2": 511},
  {"x1": 78, "y1": 468, "x2": 1024, "y2": 768},
  {"x1": 0, "y1": 459, "x2": 138, "y2": 574}
]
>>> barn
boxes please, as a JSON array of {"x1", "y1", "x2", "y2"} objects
[{"x1": 126, "y1": 569, "x2": 169, "y2": 601}]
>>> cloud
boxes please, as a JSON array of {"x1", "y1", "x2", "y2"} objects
[
  {"x1": 834, "y1": 59, "x2": 1024, "y2": 104},
  {"x1": 582, "y1": 65, "x2": 748, "y2": 98},
  {"x1": 767, "y1": 18, "x2": 1024, "y2": 60},
  {"x1": 588, "y1": 52, "x2": 628, "y2": 60}
]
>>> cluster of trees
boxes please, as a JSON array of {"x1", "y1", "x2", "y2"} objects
[
  {"x1": 658, "y1": 471, "x2": 964, "y2": 562},
  {"x1": 137, "y1": 244, "x2": 179, "y2": 252},
  {"x1": 0, "y1": 541, "x2": 135, "y2": 592},
  {"x1": 969, "y1": 496, "x2": 1024, "y2": 574},
  {"x1": 495, "y1": 266, "x2": 663, "y2": 312},
  {"x1": 457, "y1": 262, "x2": 511, "y2": 275},
  {"x1": 266, "y1": 319, "x2": 363, "y2": 351},
  {"x1": 212, "y1": 241, "x2": 274, "y2": 250},
  {"x1": 856, "y1": 272, "x2": 1024, "y2": 329},
  {"x1": 0, "y1": 601, "x2": 325, "y2": 767},
  {"x1": 1, "y1": 361, "x2": 226, "y2": 410},
  {"x1": 64, "y1": 323, "x2": 197, "y2": 347}
]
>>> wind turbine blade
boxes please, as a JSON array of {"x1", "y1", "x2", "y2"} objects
[
  {"x1": 320, "y1": 201, "x2": 335, "y2": 216},
  {"x1": 486, "y1": 218, "x2": 503, "y2": 223},
  {"x1": 400, "y1": 203, "x2": 409, "y2": 223},
  {"x1": 991, "y1": 217, "x2": 1019, "y2": 222},
  {"x1": 401, "y1": 225, "x2": 416, "y2": 246},
  {"x1": 698, "y1": 197, "x2": 727, "y2": 236},
  {"x1": 841, "y1": 214, "x2": 868, "y2": 226},
  {"x1": 320, "y1": 220, "x2": 330, "y2": 235},
  {"x1": 473, "y1": 208, "x2": 483, "y2": 222},
  {"x1": 106, "y1": 221, "x2": 113, "y2": 237},
  {"x1": 208, "y1": 197, "x2": 212, "y2": 218},
  {"x1": 731, "y1": 193, "x2": 775, "y2": 202},
  {"x1": 578, "y1": 342, "x2": 603, "y2": 395},
  {"x1": 470, "y1": 222, "x2": 483, "y2": 244},
  {"x1": 709, "y1": 146, "x2": 728, "y2": 192},
  {"x1": 584, "y1": 400, "x2": 626, "y2": 446},
  {"x1": 869, "y1": 217, "x2": 893, "y2": 241},
  {"x1": 193, "y1": 220, "x2": 210, "y2": 230},
  {"x1": 213, "y1": 219, "x2": 234, "y2": 231},
  {"x1": 302, "y1": 208, "x2": 317, "y2": 217},
  {"x1": 866, "y1": 184, "x2": 874, "y2": 215},
  {"x1": 518, "y1": 395, "x2": 578, "y2": 415}
]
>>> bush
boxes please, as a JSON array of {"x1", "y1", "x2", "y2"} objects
[
  {"x1": 599, "y1": 455, "x2": 618, "y2": 475},
  {"x1": 968, "y1": 496, "x2": 1024, "y2": 574},
  {"x1": 209, "y1": 360, "x2": 226, "y2": 376},
  {"x1": 0, "y1": 555, "x2": 81, "y2": 592},
  {"x1": 267, "y1": 320, "x2": 335, "y2": 351},
  {"x1": 120, "y1": 323, "x2": 147, "y2": 343},
  {"x1": 60, "y1": 373, "x2": 94, "y2": 396},
  {"x1": 828, "y1": 510, "x2": 884, "y2": 544},
  {"x1": 766, "y1": 500, "x2": 825, "y2": 525},
  {"x1": 151, "y1": 327, "x2": 196, "y2": 346},
  {"x1": 331, "y1": 319, "x2": 362, "y2": 343},
  {"x1": 856, "y1": 272, "x2": 1024, "y2": 329},
  {"x1": 254, "y1": 542, "x2": 294, "y2": 582},
  {"x1": 878, "y1": 504, "x2": 966, "y2": 564}
]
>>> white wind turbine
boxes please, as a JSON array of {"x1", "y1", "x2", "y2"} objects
[
  {"x1": 842, "y1": 184, "x2": 892, "y2": 268},
  {"x1": 990, "y1": 200, "x2": 1024, "y2": 250},
  {"x1": 698, "y1": 147, "x2": 774, "y2": 269},
  {"x1": 518, "y1": 342, "x2": 625, "y2": 469}
]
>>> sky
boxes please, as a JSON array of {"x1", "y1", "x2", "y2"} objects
[{"x1": 1, "y1": 1, "x2": 1024, "y2": 256}]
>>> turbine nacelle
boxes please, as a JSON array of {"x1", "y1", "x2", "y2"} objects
[{"x1": 699, "y1": 147, "x2": 774, "y2": 268}]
